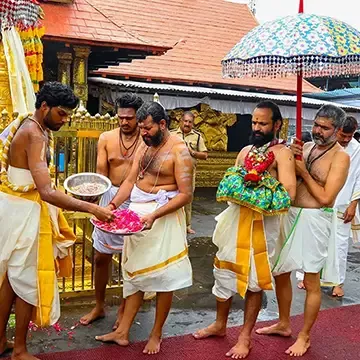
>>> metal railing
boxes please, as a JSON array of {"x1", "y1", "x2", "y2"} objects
[{"x1": 54, "y1": 107, "x2": 123, "y2": 296}]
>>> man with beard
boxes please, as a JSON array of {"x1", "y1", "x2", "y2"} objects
[
  {"x1": 193, "y1": 101, "x2": 297, "y2": 359},
  {"x1": 95, "y1": 101, "x2": 193, "y2": 355},
  {"x1": 80, "y1": 93, "x2": 144, "y2": 327},
  {"x1": 296, "y1": 115, "x2": 360, "y2": 296},
  {"x1": 0, "y1": 82, "x2": 114, "y2": 360},
  {"x1": 257, "y1": 105, "x2": 350, "y2": 357},
  {"x1": 170, "y1": 111, "x2": 208, "y2": 234}
]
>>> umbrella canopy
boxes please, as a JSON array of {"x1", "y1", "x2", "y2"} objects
[
  {"x1": 222, "y1": 14, "x2": 360, "y2": 79},
  {"x1": 0, "y1": 0, "x2": 43, "y2": 29}
]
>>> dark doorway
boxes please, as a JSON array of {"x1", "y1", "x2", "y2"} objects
[
  {"x1": 227, "y1": 114, "x2": 252, "y2": 152},
  {"x1": 87, "y1": 94, "x2": 100, "y2": 115}
]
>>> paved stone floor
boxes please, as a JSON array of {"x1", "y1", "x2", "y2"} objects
[{"x1": 4, "y1": 188, "x2": 360, "y2": 356}]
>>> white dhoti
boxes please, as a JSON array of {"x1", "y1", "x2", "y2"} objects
[
  {"x1": 273, "y1": 207, "x2": 339, "y2": 284},
  {"x1": 336, "y1": 208, "x2": 352, "y2": 285},
  {"x1": 212, "y1": 203, "x2": 281, "y2": 300},
  {"x1": 333, "y1": 138, "x2": 360, "y2": 284},
  {"x1": 0, "y1": 166, "x2": 75, "y2": 326},
  {"x1": 92, "y1": 185, "x2": 130, "y2": 254},
  {"x1": 121, "y1": 185, "x2": 193, "y2": 298}
]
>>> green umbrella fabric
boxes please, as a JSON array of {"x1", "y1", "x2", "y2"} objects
[{"x1": 222, "y1": 14, "x2": 360, "y2": 78}]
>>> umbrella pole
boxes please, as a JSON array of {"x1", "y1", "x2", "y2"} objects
[
  {"x1": 295, "y1": 0, "x2": 304, "y2": 146},
  {"x1": 299, "y1": 0, "x2": 304, "y2": 13},
  {"x1": 296, "y1": 70, "x2": 303, "y2": 140}
]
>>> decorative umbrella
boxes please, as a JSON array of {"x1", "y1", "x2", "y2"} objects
[{"x1": 222, "y1": 0, "x2": 360, "y2": 139}]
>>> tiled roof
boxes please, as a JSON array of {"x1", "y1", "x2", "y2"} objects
[
  {"x1": 90, "y1": 0, "x2": 319, "y2": 94},
  {"x1": 40, "y1": 0, "x2": 168, "y2": 52}
]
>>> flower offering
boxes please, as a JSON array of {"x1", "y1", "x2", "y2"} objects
[{"x1": 93, "y1": 208, "x2": 143, "y2": 234}]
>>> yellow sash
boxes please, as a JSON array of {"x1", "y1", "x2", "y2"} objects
[
  {"x1": 1, "y1": 114, "x2": 71, "y2": 326},
  {"x1": 214, "y1": 206, "x2": 272, "y2": 297},
  {"x1": 0, "y1": 184, "x2": 75, "y2": 326}
]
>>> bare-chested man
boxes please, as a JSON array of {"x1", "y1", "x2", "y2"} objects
[
  {"x1": 193, "y1": 101, "x2": 296, "y2": 359},
  {"x1": 95, "y1": 101, "x2": 193, "y2": 354},
  {"x1": 257, "y1": 104, "x2": 350, "y2": 357},
  {"x1": 80, "y1": 93, "x2": 144, "y2": 327},
  {"x1": 0, "y1": 82, "x2": 113, "y2": 360}
]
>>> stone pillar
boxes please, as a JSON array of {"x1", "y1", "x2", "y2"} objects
[
  {"x1": 57, "y1": 52, "x2": 73, "y2": 86},
  {"x1": 0, "y1": 43, "x2": 13, "y2": 115},
  {"x1": 72, "y1": 46, "x2": 91, "y2": 106}
]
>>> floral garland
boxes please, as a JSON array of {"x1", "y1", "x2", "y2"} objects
[
  {"x1": 0, "y1": 0, "x2": 44, "y2": 92},
  {"x1": 17, "y1": 24, "x2": 45, "y2": 92},
  {"x1": 243, "y1": 140, "x2": 285, "y2": 185}
]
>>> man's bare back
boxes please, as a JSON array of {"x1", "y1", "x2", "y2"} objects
[
  {"x1": 98, "y1": 128, "x2": 142, "y2": 186},
  {"x1": 135, "y1": 135, "x2": 191, "y2": 194},
  {"x1": 294, "y1": 142, "x2": 348, "y2": 208}
]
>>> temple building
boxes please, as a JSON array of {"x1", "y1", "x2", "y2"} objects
[
  {"x1": 1, "y1": 0, "x2": 359, "y2": 187},
  {"x1": 1, "y1": 0, "x2": 359, "y2": 294}
]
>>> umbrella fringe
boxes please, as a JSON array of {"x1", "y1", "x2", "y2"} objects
[{"x1": 222, "y1": 56, "x2": 360, "y2": 79}]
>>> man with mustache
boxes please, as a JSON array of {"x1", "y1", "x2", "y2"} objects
[
  {"x1": 95, "y1": 101, "x2": 193, "y2": 355},
  {"x1": 193, "y1": 101, "x2": 297, "y2": 359},
  {"x1": 258, "y1": 105, "x2": 350, "y2": 357},
  {"x1": 170, "y1": 111, "x2": 208, "y2": 234},
  {"x1": 297, "y1": 115, "x2": 360, "y2": 297},
  {"x1": 80, "y1": 93, "x2": 144, "y2": 326}
]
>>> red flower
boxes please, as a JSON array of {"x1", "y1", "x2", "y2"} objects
[{"x1": 244, "y1": 173, "x2": 261, "y2": 183}]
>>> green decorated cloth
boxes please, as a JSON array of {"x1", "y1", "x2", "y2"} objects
[{"x1": 216, "y1": 166, "x2": 291, "y2": 216}]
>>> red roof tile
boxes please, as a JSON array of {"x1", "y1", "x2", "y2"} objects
[
  {"x1": 87, "y1": 0, "x2": 319, "y2": 94},
  {"x1": 40, "y1": 0, "x2": 169, "y2": 53}
]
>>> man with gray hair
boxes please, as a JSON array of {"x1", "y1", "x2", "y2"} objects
[
  {"x1": 256, "y1": 105, "x2": 350, "y2": 357},
  {"x1": 297, "y1": 115, "x2": 360, "y2": 297}
]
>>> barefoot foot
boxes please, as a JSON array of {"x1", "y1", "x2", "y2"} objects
[
  {"x1": 255, "y1": 323, "x2": 292, "y2": 337},
  {"x1": 95, "y1": 331, "x2": 129, "y2": 346},
  {"x1": 143, "y1": 334, "x2": 162, "y2": 355},
  {"x1": 11, "y1": 351, "x2": 40, "y2": 360},
  {"x1": 193, "y1": 322, "x2": 226, "y2": 340},
  {"x1": 297, "y1": 281, "x2": 306, "y2": 290},
  {"x1": 0, "y1": 338, "x2": 14, "y2": 355},
  {"x1": 187, "y1": 227, "x2": 196, "y2": 234},
  {"x1": 80, "y1": 307, "x2": 105, "y2": 325},
  {"x1": 285, "y1": 335, "x2": 310, "y2": 356},
  {"x1": 332, "y1": 286, "x2": 344, "y2": 297},
  {"x1": 226, "y1": 336, "x2": 251, "y2": 359}
]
